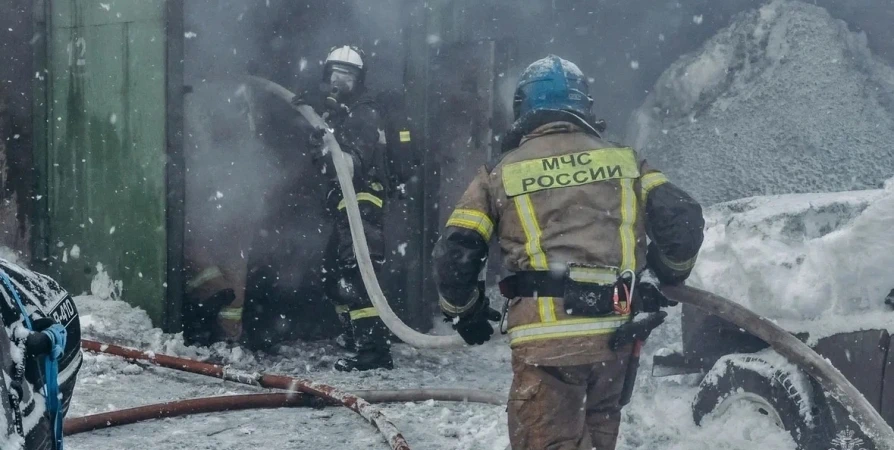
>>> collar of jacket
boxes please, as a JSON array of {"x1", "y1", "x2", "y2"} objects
[{"x1": 519, "y1": 121, "x2": 584, "y2": 146}]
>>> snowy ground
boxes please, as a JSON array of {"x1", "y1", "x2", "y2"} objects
[
  {"x1": 64, "y1": 176, "x2": 894, "y2": 450},
  {"x1": 66, "y1": 294, "x2": 795, "y2": 450},
  {"x1": 65, "y1": 181, "x2": 894, "y2": 449}
]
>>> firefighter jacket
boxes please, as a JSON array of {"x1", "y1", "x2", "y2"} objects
[
  {"x1": 322, "y1": 97, "x2": 388, "y2": 267},
  {"x1": 433, "y1": 121, "x2": 704, "y2": 365}
]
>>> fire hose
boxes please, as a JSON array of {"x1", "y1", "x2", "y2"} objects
[
  {"x1": 241, "y1": 75, "x2": 894, "y2": 445},
  {"x1": 64, "y1": 393, "x2": 321, "y2": 435},
  {"x1": 247, "y1": 75, "x2": 465, "y2": 349},
  {"x1": 64, "y1": 391, "x2": 504, "y2": 437},
  {"x1": 662, "y1": 285, "x2": 894, "y2": 450},
  {"x1": 73, "y1": 340, "x2": 505, "y2": 447},
  {"x1": 80, "y1": 340, "x2": 408, "y2": 449}
]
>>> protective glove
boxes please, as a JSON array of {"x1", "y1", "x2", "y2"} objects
[
  {"x1": 308, "y1": 128, "x2": 336, "y2": 174},
  {"x1": 609, "y1": 311, "x2": 667, "y2": 351},
  {"x1": 885, "y1": 288, "x2": 894, "y2": 310},
  {"x1": 444, "y1": 283, "x2": 502, "y2": 345},
  {"x1": 308, "y1": 126, "x2": 327, "y2": 149},
  {"x1": 634, "y1": 282, "x2": 676, "y2": 313}
]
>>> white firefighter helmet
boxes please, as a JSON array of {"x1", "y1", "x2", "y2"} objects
[{"x1": 324, "y1": 45, "x2": 366, "y2": 83}]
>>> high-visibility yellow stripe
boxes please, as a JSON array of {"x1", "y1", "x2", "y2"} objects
[
  {"x1": 538, "y1": 297, "x2": 557, "y2": 322},
  {"x1": 508, "y1": 316, "x2": 629, "y2": 346},
  {"x1": 399, "y1": 130, "x2": 411, "y2": 142},
  {"x1": 186, "y1": 266, "x2": 223, "y2": 292},
  {"x1": 639, "y1": 172, "x2": 668, "y2": 202},
  {"x1": 446, "y1": 208, "x2": 494, "y2": 241},
  {"x1": 511, "y1": 328, "x2": 618, "y2": 345},
  {"x1": 619, "y1": 178, "x2": 638, "y2": 272},
  {"x1": 509, "y1": 315, "x2": 629, "y2": 332},
  {"x1": 659, "y1": 252, "x2": 698, "y2": 272},
  {"x1": 514, "y1": 194, "x2": 548, "y2": 270},
  {"x1": 334, "y1": 305, "x2": 350, "y2": 314},
  {"x1": 338, "y1": 193, "x2": 383, "y2": 210},
  {"x1": 439, "y1": 292, "x2": 479, "y2": 317},
  {"x1": 349, "y1": 307, "x2": 379, "y2": 321},
  {"x1": 218, "y1": 307, "x2": 243, "y2": 321},
  {"x1": 568, "y1": 266, "x2": 617, "y2": 285}
]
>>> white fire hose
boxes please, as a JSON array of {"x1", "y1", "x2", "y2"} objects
[
  {"x1": 247, "y1": 76, "x2": 465, "y2": 349},
  {"x1": 247, "y1": 75, "x2": 894, "y2": 447}
]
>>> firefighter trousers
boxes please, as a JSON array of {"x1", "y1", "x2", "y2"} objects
[{"x1": 508, "y1": 353, "x2": 632, "y2": 450}]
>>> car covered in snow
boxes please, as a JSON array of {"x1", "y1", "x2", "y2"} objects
[{"x1": 653, "y1": 185, "x2": 894, "y2": 450}]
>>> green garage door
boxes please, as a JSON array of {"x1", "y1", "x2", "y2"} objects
[{"x1": 37, "y1": 0, "x2": 180, "y2": 327}]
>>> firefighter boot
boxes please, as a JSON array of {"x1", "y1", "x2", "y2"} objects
[
  {"x1": 334, "y1": 314, "x2": 392, "y2": 372},
  {"x1": 334, "y1": 305, "x2": 357, "y2": 351}
]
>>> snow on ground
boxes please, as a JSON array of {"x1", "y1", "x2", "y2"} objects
[
  {"x1": 64, "y1": 182, "x2": 894, "y2": 449},
  {"x1": 66, "y1": 297, "x2": 795, "y2": 449},
  {"x1": 73, "y1": 185, "x2": 894, "y2": 449}
]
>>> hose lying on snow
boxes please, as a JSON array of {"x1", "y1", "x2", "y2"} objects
[
  {"x1": 246, "y1": 75, "x2": 465, "y2": 349},
  {"x1": 662, "y1": 285, "x2": 894, "y2": 450},
  {"x1": 80, "y1": 340, "x2": 410, "y2": 450},
  {"x1": 65, "y1": 393, "x2": 320, "y2": 435},
  {"x1": 65, "y1": 389, "x2": 505, "y2": 437}
]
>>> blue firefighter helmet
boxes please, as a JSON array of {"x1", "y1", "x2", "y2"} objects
[{"x1": 512, "y1": 55, "x2": 594, "y2": 124}]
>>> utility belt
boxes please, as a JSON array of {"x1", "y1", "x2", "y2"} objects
[{"x1": 499, "y1": 265, "x2": 637, "y2": 317}]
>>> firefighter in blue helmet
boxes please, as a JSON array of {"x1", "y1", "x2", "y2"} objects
[{"x1": 433, "y1": 55, "x2": 705, "y2": 449}]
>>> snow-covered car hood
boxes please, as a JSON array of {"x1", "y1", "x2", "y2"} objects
[{"x1": 689, "y1": 181, "x2": 894, "y2": 343}]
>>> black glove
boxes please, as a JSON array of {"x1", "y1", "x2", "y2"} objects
[
  {"x1": 609, "y1": 311, "x2": 667, "y2": 351},
  {"x1": 308, "y1": 127, "x2": 326, "y2": 149},
  {"x1": 634, "y1": 282, "x2": 675, "y2": 313},
  {"x1": 885, "y1": 288, "x2": 894, "y2": 310},
  {"x1": 445, "y1": 284, "x2": 502, "y2": 346}
]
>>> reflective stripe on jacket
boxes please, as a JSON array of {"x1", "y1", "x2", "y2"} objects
[{"x1": 433, "y1": 121, "x2": 704, "y2": 365}]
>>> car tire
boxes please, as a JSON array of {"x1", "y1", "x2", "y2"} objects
[{"x1": 692, "y1": 353, "x2": 827, "y2": 449}]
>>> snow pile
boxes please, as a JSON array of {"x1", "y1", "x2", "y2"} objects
[
  {"x1": 628, "y1": 0, "x2": 894, "y2": 205},
  {"x1": 690, "y1": 183, "x2": 894, "y2": 342},
  {"x1": 0, "y1": 246, "x2": 23, "y2": 266},
  {"x1": 88, "y1": 263, "x2": 122, "y2": 301}
]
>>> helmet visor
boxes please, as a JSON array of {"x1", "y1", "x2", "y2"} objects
[{"x1": 328, "y1": 64, "x2": 361, "y2": 94}]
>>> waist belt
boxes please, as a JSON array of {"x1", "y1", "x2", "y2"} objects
[
  {"x1": 499, "y1": 268, "x2": 631, "y2": 298},
  {"x1": 499, "y1": 271, "x2": 565, "y2": 298}
]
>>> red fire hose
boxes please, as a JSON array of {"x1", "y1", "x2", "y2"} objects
[
  {"x1": 64, "y1": 392, "x2": 322, "y2": 435},
  {"x1": 79, "y1": 339, "x2": 410, "y2": 450}
]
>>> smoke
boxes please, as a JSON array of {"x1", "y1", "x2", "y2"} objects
[
  {"x1": 177, "y1": 0, "x2": 894, "y2": 290},
  {"x1": 181, "y1": 0, "x2": 410, "y2": 292}
]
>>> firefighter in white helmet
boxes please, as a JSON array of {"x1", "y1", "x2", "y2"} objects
[{"x1": 293, "y1": 45, "x2": 394, "y2": 371}]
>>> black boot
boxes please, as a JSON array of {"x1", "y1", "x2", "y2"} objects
[
  {"x1": 334, "y1": 315, "x2": 392, "y2": 372},
  {"x1": 334, "y1": 348, "x2": 393, "y2": 372},
  {"x1": 334, "y1": 306, "x2": 356, "y2": 351},
  {"x1": 183, "y1": 289, "x2": 235, "y2": 347}
]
